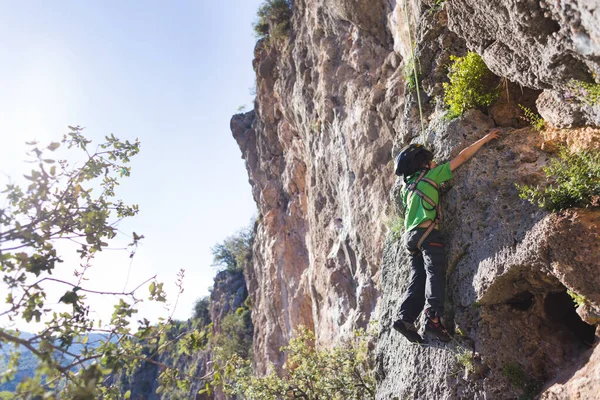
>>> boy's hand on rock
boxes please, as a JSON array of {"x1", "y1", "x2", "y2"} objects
[{"x1": 484, "y1": 129, "x2": 501, "y2": 142}]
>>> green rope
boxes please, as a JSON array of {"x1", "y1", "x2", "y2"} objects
[{"x1": 402, "y1": 0, "x2": 426, "y2": 145}]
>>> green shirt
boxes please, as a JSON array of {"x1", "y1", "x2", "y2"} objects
[{"x1": 402, "y1": 162, "x2": 453, "y2": 232}]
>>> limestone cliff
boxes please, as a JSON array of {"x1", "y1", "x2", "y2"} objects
[{"x1": 232, "y1": 0, "x2": 600, "y2": 397}]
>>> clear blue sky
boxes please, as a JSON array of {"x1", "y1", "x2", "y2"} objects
[{"x1": 0, "y1": 1, "x2": 262, "y2": 328}]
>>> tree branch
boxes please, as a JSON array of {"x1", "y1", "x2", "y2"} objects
[
  {"x1": 31, "y1": 276, "x2": 156, "y2": 297},
  {"x1": 0, "y1": 329, "x2": 72, "y2": 378}
]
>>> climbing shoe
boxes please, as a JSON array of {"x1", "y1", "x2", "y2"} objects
[
  {"x1": 424, "y1": 310, "x2": 451, "y2": 342},
  {"x1": 392, "y1": 319, "x2": 424, "y2": 343}
]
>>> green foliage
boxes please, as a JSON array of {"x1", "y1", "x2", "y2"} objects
[
  {"x1": 566, "y1": 79, "x2": 600, "y2": 105},
  {"x1": 502, "y1": 362, "x2": 539, "y2": 400},
  {"x1": 0, "y1": 129, "x2": 203, "y2": 398},
  {"x1": 517, "y1": 147, "x2": 600, "y2": 211},
  {"x1": 567, "y1": 290, "x2": 587, "y2": 308},
  {"x1": 209, "y1": 326, "x2": 375, "y2": 399},
  {"x1": 211, "y1": 306, "x2": 253, "y2": 361},
  {"x1": 431, "y1": 0, "x2": 445, "y2": 12},
  {"x1": 404, "y1": 56, "x2": 422, "y2": 92},
  {"x1": 192, "y1": 296, "x2": 211, "y2": 326},
  {"x1": 385, "y1": 214, "x2": 404, "y2": 242},
  {"x1": 456, "y1": 349, "x2": 474, "y2": 373},
  {"x1": 518, "y1": 104, "x2": 545, "y2": 131},
  {"x1": 443, "y1": 52, "x2": 499, "y2": 118},
  {"x1": 211, "y1": 223, "x2": 254, "y2": 272},
  {"x1": 502, "y1": 362, "x2": 527, "y2": 388},
  {"x1": 253, "y1": 0, "x2": 292, "y2": 43},
  {"x1": 310, "y1": 120, "x2": 322, "y2": 134}
]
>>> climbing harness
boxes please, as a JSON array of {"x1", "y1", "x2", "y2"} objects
[
  {"x1": 406, "y1": 169, "x2": 442, "y2": 251},
  {"x1": 394, "y1": 144, "x2": 442, "y2": 251}
]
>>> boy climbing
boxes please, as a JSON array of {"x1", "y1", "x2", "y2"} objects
[{"x1": 392, "y1": 128, "x2": 501, "y2": 343}]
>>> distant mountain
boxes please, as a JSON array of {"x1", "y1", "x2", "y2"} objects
[{"x1": 0, "y1": 332, "x2": 109, "y2": 393}]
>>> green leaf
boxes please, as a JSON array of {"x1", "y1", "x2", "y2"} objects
[
  {"x1": 124, "y1": 390, "x2": 131, "y2": 399},
  {"x1": 47, "y1": 142, "x2": 60, "y2": 151},
  {"x1": 58, "y1": 290, "x2": 79, "y2": 305}
]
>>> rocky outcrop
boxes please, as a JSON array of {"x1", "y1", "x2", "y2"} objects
[
  {"x1": 232, "y1": 0, "x2": 400, "y2": 373},
  {"x1": 542, "y1": 342, "x2": 600, "y2": 399},
  {"x1": 232, "y1": 0, "x2": 600, "y2": 396},
  {"x1": 377, "y1": 121, "x2": 600, "y2": 398},
  {"x1": 446, "y1": 0, "x2": 600, "y2": 127},
  {"x1": 210, "y1": 270, "x2": 249, "y2": 333}
]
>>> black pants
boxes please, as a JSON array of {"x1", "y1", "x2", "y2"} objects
[{"x1": 398, "y1": 228, "x2": 447, "y2": 323}]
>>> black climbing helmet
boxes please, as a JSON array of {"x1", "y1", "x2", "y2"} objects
[{"x1": 394, "y1": 143, "x2": 427, "y2": 178}]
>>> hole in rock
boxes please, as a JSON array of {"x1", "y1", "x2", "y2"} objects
[
  {"x1": 489, "y1": 75, "x2": 543, "y2": 128},
  {"x1": 506, "y1": 291, "x2": 534, "y2": 311},
  {"x1": 544, "y1": 291, "x2": 596, "y2": 347}
]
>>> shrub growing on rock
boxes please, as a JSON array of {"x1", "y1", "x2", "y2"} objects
[
  {"x1": 443, "y1": 52, "x2": 499, "y2": 118},
  {"x1": 567, "y1": 290, "x2": 588, "y2": 308},
  {"x1": 517, "y1": 147, "x2": 600, "y2": 211},
  {"x1": 385, "y1": 214, "x2": 404, "y2": 242},
  {"x1": 206, "y1": 326, "x2": 376, "y2": 399},
  {"x1": 566, "y1": 79, "x2": 600, "y2": 106},
  {"x1": 192, "y1": 296, "x2": 212, "y2": 325},
  {"x1": 404, "y1": 56, "x2": 422, "y2": 92},
  {"x1": 210, "y1": 308, "x2": 253, "y2": 360},
  {"x1": 518, "y1": 104, "x2": 545, "y2": 131},
  {"x1": 211, "y1": 223, "x2": 254, "y2": 272},
  {"x1": 253, "y1": 0, "x2": 292, "y2": 42}
]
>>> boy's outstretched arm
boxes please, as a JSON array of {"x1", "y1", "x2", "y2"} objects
[{"x1": 449, "y1": 128, "x2": 501, "y2": 171}]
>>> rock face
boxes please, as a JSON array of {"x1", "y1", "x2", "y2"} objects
[
  {"x1": 377, "y1": 126, "x2": 600, "y2": 398},
  {"x1": 232, "y1": 0, "x2": 600, "y2": 396},
  {"x1": 232, "y1": 0, "x2": 399, "y2": 373},
  {"x1": 210, "y1": 270, "x2": 250, "y2": 333},
  {"x1": 446, "y1": 0, "x2": 600, "y2": 126}
]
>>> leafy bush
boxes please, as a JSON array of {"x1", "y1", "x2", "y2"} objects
[
  {"x1": 0, "y1": 129, "x2": 206, "y2": 399},
  {"x1": 456, "y1": 349, "x2": 474, "y2": 373},
  {"x1": 385, "y1": 214, "x2": 404, "y2": 242},
  {"x1": 517, "y1": 147, "x2": 600, "y2": 211},
  {"x1": 211, "y1": 223, "x2": 254, "y2": 272},
  {"x1": 192, "y1": 296, "x2": 212, "y2": 326},
  {"x1": 518, "y1": 104, "x2": 545, "y2": 131},
  {"x1": 443, "y1": 52, "x2": 499, "y2": 118},
  {"x1": 210, "y1": 308, "x2": 253, "y2": 361},
  {"x1": 502, "y1": 362, "x2": 539, "y2": 399},
  {"x1": 566, "y1": 79, "x2": 600, "y2": 105},
  {"x1": 404, "y1": 56, "x2": 422, "y2": 92},
  {"x1": 253, "y1": 0, "x2": 292, "y2": 42},
  {"x1": 208, "y1": 326, "x2": 375, "y2": 399}
]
